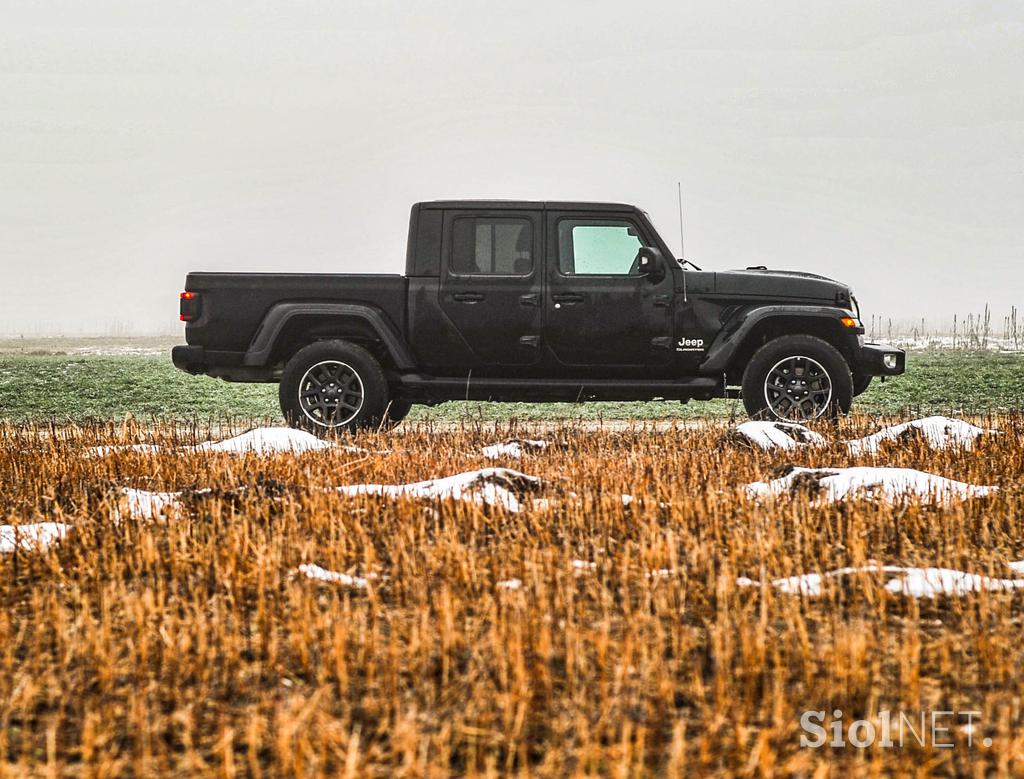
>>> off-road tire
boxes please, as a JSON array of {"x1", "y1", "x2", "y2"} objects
[
  {"x1": 741, "y1": 334, "x2": 853, "y2": 421},
  {"x1": 279, "y1": 340, "x2": 389, "y2": 435}
]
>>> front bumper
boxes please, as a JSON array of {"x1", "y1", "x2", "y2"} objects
[
  {"x1": 859, "y1": 342, "x2": 905, "y2": 376},
  {"x1": 171, "y1": 344, "x2": 206, "y2": 375}
]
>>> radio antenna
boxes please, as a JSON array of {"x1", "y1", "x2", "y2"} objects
[
  {"x1": 677, "y1": 180, "x2": 685, "y2": 260},
  {"x1": 678, "y1": 181, "x2": 688, "y2": 302}
]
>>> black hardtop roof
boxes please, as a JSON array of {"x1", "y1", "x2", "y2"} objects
[{"x1": 418, "y1": 200, "x2": 639, "y2": 212}]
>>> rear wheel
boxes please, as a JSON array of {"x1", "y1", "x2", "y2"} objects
[
  {"x1": 741, "y1": 335, "x2": 853, "y2": 421},
  {"x1": 279, "y1": 341, "x2": 389, "y2": 434}
]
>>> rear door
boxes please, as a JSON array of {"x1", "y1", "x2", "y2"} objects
[
  {"x1": 439, "y1": 209, "x2": 543, "y2": 369},
  {"x1": 543, "y1": 211, "x2": 674, "y2": 371}
]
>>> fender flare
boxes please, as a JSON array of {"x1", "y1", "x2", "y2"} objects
[
  {"x1": 243, "y1": 302, "x2": 418, "y2": 371},
  {"x1": 698, "y1": 305, "x2": 853, "y2": 374}
]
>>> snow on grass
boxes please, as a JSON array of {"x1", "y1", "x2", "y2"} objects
[
  {"x1": 646, "y1": 568, "x2": 675, "y2": 579},
  {"x1": 886, "y1": 568, "x2": 1024, "y2": 598},
  {"x1": 746, "y1": 466, "x2": 996, "y2": 504},
  {"x1": 845, "y1": 416, "x2": 993, "y2": 455},
  {"x1": 87, "y1": 427, "x2": 367, "y2": 457},
  {"x1": 336, "y1": 468, "x2": 547, "y2": 513},
  {"x1": 481, "y1": 439, "x2": 551, "y2": 459},
  {"x1": 731, "y1": 421, "x2": 828, "y2": 451},
  {"x1": 738, "y1": 563, "x2": 1024, "y2": 598},
  {"x1": 191, "y1": 428, "x2": 342, "y2": 454},
  {"x1": 0, "y1": 522, "x2": 71, "y2": 553},
  {"x1": 497, "y1": 578, "x2": 523, "y2": 590},
  {"x1": 296, "y1": 563, "x2": 376, "y2": 589},
  {"x1": 728, "y1": 416, "x2": 992, "y2": 455},
  {"x1": 118, "y1": 487, "x2": 182, "y2": 520},
  {"x1": 87, "y1": 443, "x2": 164, "y2": 457}
]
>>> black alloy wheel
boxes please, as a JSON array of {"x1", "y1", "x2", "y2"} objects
[
  {"x1": 297, "y1": 360, "x2": 365, "y2": 428},
  {"x1": 762, "y1": 355, "x2": 833, "y2": 420}
]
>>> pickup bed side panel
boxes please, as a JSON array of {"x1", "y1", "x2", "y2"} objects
[{"x1": 183, "y1": 273, "x2": 407, "y2": 355}]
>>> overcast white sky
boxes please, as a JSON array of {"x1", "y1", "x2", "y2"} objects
[{"x1": 2, "y1": 1, "x2": 1021, "y2": 335}]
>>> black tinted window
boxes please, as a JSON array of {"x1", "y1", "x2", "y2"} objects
[{"x1": 451, "y1": 218, "x2": 533, "y2": 275}]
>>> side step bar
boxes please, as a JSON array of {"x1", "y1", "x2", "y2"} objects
[{"x1": 396, "y1": 374, "x2": 723, "y2": 403}]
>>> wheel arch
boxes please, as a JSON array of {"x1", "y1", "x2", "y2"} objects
[
  {"x1": 243, "y1": 303, "x2": 417, "y2": 376},
  {"x1": 700, "y1": 307, "x2": 857, "y2": 383}
]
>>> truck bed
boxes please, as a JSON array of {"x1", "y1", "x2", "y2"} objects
[{"x1": 183, "y1": 272, "x2": 408, "y2": 353}]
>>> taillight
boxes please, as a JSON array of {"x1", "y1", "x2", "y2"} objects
[{"x1": 180, "y1": 291, "x2": 200, "y2": 322}]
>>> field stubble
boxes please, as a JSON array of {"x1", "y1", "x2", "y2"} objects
[{"x1": 0, "y1": 415, "x2": 1022, "y2": 776}]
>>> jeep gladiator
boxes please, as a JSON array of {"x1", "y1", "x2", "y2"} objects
[{"x1": 172, "y1": 200, "x2": 905, "y2": 431}]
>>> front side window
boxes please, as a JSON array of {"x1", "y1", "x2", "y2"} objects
[
  {"x1": 557, "y1": 219, "x2": 644, "y2": 275},
  {"x1": 451, "y1": 218, "x2": 533, "y2": 275}
]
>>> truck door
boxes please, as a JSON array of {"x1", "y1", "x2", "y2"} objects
[
  {"x1": 543, "y1": 211, "x2": 674, "y2": 371},
  {"x1": 439, "y1": 209, "x2": 543, "y2": 369}
]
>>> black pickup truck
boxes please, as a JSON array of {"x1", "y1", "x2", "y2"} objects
[{"x1": 173, "y1": 200, "x2": 904, "y2": 432}]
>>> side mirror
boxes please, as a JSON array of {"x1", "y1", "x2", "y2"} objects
[{"x1": 637, "y1": 247, "x2": 666, "y2": 282}]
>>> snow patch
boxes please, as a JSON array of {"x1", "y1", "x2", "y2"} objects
[
  {"x1": 497, "y1": 578, "x2": 523, "y2": 590},
  {"x1": 296, "y1": 563, "x2": 376, "y2": 589},
  {"x1": 846, "y1": 416, "x2": 992, "y2": 455},
  {"x1": 728, "y1": 416, "x2": 992, "y2": 455},
  {"x1": 0, "y1": 522, "x2": 71, "y2": 553},
  {"x1": 87, "y1": 427, "x2": 366, "y2": 457},
  {"x1": 191, "y1": 428, "x2": 341, "y2": 454},
  {"x1": 746, "y1": 466, "x2": 996, "y2": 504},
  {"x1": 646, "y1": 568, "x2": 675, "y2": 579},
  {"x1": 481, "y1": 439, "x2": 550, "y2": 459},
  {"x1": 886, "y1": 568, "x2": 1024, "y2": 598},
  {"x1": 87, "y1": 443, "x2": 163, "y2": 457},
  {"x1": 118, "y1": 487, "x2": 182, "y2": 520},
  {"x1": 571, "y1": 559, "x2": 597, "y2": 573},
  {"x1": 732, "y1": 421, "x2": 828, "y2": 451},
  {"x1": 738, "y1": 563, "x2": 1024, "y2": 598},
  {"x1": 336, "y1": 468, "x2": 546, "y2": 513}
]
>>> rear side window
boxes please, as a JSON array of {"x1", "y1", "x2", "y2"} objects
[
  {"x1": 451, "y1": 218, "x2": 533, "y2": 275},
  {"x1": 557, "y1": 219, "x2": 643, "y2": 275}
]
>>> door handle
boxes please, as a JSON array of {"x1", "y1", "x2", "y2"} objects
[
  {"x1": 453, "y1": 292, "x2": 485, "y2": 303},
  {"x1": 653, "y1": 294, "x2": 671, "y2": 307},
  {"x1": 519, "y1": 293, "x2": 540, "y2": 307},
  {"x1": 519, "y1": 335, "x2": 540, "y2": 349},
  {"x1": 551, "y1": 293, "x2": 584, "y2": 304}
]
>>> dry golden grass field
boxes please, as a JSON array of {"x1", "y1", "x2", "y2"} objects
[{"x1": 0, "y1": 415, "x2": 1022, "y2": 777}]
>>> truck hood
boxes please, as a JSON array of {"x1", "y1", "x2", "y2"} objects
[{"x1": 713, "y1": 267, "x2": 850, "y2": 304}]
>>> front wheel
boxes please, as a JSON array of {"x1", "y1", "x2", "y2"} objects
[
  {"x1": 279, "y1": 340, "x2": 389, "y2": 435},
  {"x1": 741, "y1": 335, "x2": 853, "y2": 421}
]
